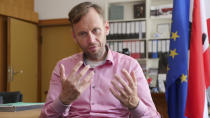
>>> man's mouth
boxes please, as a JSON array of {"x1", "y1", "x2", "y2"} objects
[{"x1": 88, "y1": 45, "x2": 97, "y2": 52}]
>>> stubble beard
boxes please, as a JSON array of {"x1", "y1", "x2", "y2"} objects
[{"x1": 84, "y1": 46, "x2": 106, "y2": 61}]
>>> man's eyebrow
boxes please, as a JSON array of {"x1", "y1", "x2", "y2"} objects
[{"x1": 77, "y1": 31, "x2": 87, "y2": 35}]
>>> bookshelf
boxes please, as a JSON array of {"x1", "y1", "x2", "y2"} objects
[{"x1": 105, "y1": 0, "x2": 173, "y2": 88}]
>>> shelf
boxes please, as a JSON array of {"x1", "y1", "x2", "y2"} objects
[
  {"x1": 137, "y1": 58, "x2": 147, "y2": 61},
  {"x1": 107, "y1": 39, "x2": 147, "y2": 41},
  {"x1": 150, "y1": 0, "x2": 172, "y2": 6},
  {"x1": 149, "y1": 37, "x2": 170, "y2": 40},
  {"x1": 107, "y1": 0, "x2": 145, "y2": 4},
  {"x1": 109, "y1": 18, "x2": 147, "y2": 23},
  {"x1": 107, "y1": 0, "x2": 146, "y2": 21},
  {"x1": 148, "y1": 58, "x2": 159, "y2": 61},
  {"x1": 150, "y1": 15, "x2": 172, "y2": 20},
  {"x1": 106, "y1": 0, "x2": 173, "y2": 81}
]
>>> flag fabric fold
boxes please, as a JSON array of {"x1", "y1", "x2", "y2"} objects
[
  {"x1": 166, "y1": 0, "x2": 190, "y2": 118},
  {"x1": 185, "y1": 0, "x2": 210, "y2": 117}
]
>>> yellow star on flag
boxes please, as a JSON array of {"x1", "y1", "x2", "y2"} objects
[
  {"x1": 171, "y1": 31, "x2": 180, "y2": 41},
  {"x1": 167, "y1": 65, "x2": 170, "y2": 72},
  {"x1": 169, "y1": 49, "x2": 179, "y2": 59},
  {"x1": 180, "y1": 74, "x2": 187, "y2": 83}
]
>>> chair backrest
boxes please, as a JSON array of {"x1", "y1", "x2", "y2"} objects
[{"x1": 0, "y1": 91, "x2": 23, "y2": 104}]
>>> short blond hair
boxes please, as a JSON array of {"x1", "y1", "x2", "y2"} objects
[{"x1": 68, "y1": 2, "x2": 105, "y2": 27}]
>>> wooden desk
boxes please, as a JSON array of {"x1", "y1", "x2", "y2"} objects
[{"x1": 0, "y1": 109, "x2": 41, "y2": 118}]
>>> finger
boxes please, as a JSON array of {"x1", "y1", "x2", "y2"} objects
[
  {"x1": 110, "y1": 87, "x2": 123, "y2": 102},
  {"x1": 111, "y1": 80, "x2": 127, "y2": 97},
  {"x1": 122, "y1": 69, "x2": 135, "y2": 89},
  {"x1": 67, "y1": 61, "x2": 83, "y2": 80},
  {"x1": 73, "y1": 65, "x2": 91, "y2": 85},
  {"x1": 60, "y1": 64, "x2": 66, "y2": 82},
  {"x1": 78, "y1": 65, "x2": 91, "y2": 79},
  {"x1": 78, "y1": 71, "x2": 94, "y2": 92},
  {"x1": 115, "y1": 75, "x2": 132, "y2": 94},
  {"x1": 131, "y1": 71, "x2": 137, "y2": 86}
]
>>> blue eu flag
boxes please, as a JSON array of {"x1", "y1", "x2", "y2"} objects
[{"x1": 166, "y1": 0, "x2": 190, "y2": 118}]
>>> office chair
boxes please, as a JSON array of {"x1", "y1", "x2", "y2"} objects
[{"x1": 0, "y1": 91, "x2": 23, "y2": 104}]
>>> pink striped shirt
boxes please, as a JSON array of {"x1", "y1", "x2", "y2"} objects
[{"x1": 40, "y1": 49, "x2": 160, "y2": 118}]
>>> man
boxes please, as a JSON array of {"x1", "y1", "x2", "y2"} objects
[{"x1": 40, "y1": 2, "x2": 160, "y2": 118}]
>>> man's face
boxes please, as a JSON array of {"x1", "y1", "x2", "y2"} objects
[{"x1": 72, "y1": 8, "x2": 109, "y2": 61}]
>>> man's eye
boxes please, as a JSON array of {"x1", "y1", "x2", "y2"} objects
[
  {"x1": 79, "y1": 32, "x2": 87, "y2": 37},
  {"x1": 92, "y1": 28, "x2": 101, "y2": 34}
]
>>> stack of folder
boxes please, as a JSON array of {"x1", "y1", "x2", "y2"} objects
[
  {"x1": 148, "y1": 39, "x2": 170, "y2": 58},
  {"x1": 107, "y1": 40, "x2": 146, "y2": 59},
  {"x1": 107, "y1": 21, "x2": 146, "y2": 40}
]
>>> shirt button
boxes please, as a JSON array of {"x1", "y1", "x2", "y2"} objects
[
  {"x1": 91, "y1": 103, "x2": 94, "y2": 105},
  {"x1": 92, "y1": 86, "x2": 95, "y2": 89}
]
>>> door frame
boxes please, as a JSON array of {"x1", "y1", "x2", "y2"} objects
[{"x1": 0, "y1": 15, "x2": 7, "y2": 92}]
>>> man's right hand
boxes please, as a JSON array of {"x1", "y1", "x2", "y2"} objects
[{"x1": 59, "y1": 61, "x2": 94, "y2": 105}]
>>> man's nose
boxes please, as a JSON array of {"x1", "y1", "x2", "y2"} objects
[{"x1": 87, "y1": 32, "x2": 96, "y2": 43}]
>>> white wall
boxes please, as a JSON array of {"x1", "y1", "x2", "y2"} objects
[{"x1": 35, "y1": 0, "x2": 106, "y2": 20}]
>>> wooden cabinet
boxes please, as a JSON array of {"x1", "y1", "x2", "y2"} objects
[{"x1": 7, "y1": 18, "x2": 39, "y2": 102}]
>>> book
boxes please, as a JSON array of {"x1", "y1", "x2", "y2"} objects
[
  {"x1": 109, "y1": 5, "x2": 124, "y2": 20},
  {"x1": 0, "y1": 102, "x2": 44, "y2": 112}
]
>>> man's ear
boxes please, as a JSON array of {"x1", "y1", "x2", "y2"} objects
[{"x1": 105, "y1": 21, "x2": 110, "y2": 35}]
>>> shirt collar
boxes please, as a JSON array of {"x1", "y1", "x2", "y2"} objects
[{"x1": 106, "y1": 47, "x2": 114, "y2": 64}]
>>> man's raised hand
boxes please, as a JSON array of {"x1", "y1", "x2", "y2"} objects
[{"x1": 59, "y1": 61, "x2": 94, "y2": 105}]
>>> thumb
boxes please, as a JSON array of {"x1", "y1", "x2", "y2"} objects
[{"x1": 60, "y1": 64, "x2": 66, "y2": 82}]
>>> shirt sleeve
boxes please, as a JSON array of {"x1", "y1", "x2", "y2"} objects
[
  {"x1": 39, "y1": 62, "x2": 71, "y2": 118},
  {"x1": 129, "y1": 60, "x2": 161, "y2": 118}
]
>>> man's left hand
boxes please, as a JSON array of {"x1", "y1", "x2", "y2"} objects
[{"x1": 110, "y1": 69, "x2": 139, "y2": 109}]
